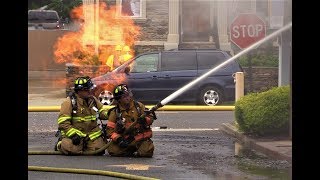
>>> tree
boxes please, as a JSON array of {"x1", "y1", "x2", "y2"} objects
[
  {"x1": 46, "y1": 0, "x2": 83, "y2": 20},
  {"x1": 28, "y1": 0, "x2": 52, "y2": 10}
]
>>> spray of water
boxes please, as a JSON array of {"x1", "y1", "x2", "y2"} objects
[{"x1": 151, "y1": 22, "x2": 292, "y2": 110}]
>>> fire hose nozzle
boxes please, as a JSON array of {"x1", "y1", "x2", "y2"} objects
[{"x1": 150, "y1": 102, "x2": 163, "y2": 112}]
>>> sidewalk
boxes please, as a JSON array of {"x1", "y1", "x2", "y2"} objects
[
  {"x1": 28, "y1": 70, "x2": 66, "y2": 106},
  {"x1": 221, "y1": 122, "x2": 292, "y2": 163},
  {"x1": 28, "y1": 90, "x2": 66, "y2": 106}
]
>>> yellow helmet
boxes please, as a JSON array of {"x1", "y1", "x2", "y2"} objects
[
  {"x1": 115, "y1": 45, "x2": 122, "y2": 51},
  {"x1": 123, "y1": 45, "x2": 130, "y2": 52}
]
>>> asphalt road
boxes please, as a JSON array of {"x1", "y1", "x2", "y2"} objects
[
  {"x1": 28, "y1": 111, "x2": 291, "y2": 179},
  {"x1": 28, "y1": 111, "x2": 234, "y2": 133}
]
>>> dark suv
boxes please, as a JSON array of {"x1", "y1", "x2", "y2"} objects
[
  {"x1": 91, "y1": 49, "x2": 243, "y2": 106},
  {"x1": 28, "y1": 10, "x2": 64, "y2": 29}
]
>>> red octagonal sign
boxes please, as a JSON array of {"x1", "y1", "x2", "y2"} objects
[{"x1": 230, "y1": 14, "x2": 266, "y2": 49}]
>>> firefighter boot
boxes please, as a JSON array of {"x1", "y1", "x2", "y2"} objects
[{"x1": 54, "y1": 140, "x2": 62, "y2": 151}]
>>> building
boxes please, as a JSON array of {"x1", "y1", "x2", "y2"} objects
[{"x1": 83, "y1": 0, "x2": 290, "y2": 55}]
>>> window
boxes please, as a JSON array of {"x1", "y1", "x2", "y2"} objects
[
  {"x1": 28, "y1": 10, "x2": 59, "y2": 22},
  {"x1": 269, "y1": 0, "x2": 285, "y2": 29},
  {"x1": 161, "y1": 52, "x2": 197, "y2": 71},
  {"x1": 181, "y1": 1, "x2": 211, "y2": 42},
  {"x1": 118, "y1": 0, "x2": 146, "y2": 18},
  {"x1": 131, "y1": 54, "x2": 159, "y2": 73},
  {"x1": 197, "y1": 52, "x2": 227, "y2": 70}
]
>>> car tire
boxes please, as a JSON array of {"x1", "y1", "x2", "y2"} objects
[
  {"x1": 95, "y1": 87, "x2": 114, "y2": 105},
  {"x1": 198, "y1": 86, "x2": 223, "y2": 106}
]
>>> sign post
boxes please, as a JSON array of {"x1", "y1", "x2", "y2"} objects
[{"x1": 230, "y1": 14, "x2": 266, "y2": 93}]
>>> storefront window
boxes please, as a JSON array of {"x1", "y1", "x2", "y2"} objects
[{"x1": 120, "y1": 0, "x2": 141, "y2": 17}]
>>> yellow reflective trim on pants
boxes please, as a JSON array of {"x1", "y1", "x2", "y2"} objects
[
  {"x1": 75, "y1": 129, "x2": 87, "y2": 137},
  {"x1": 72, "y1": 115, "x2": 96, "y2": 122},
  {"x1": 89, "y1": 130, "x2": 102, "y2": 141},
  {"x1": 65, "y1": 128, "x2": 87, "y2": 138},
  {"x1": 65, "y1": 128, "x2": 77, "y2": 137},
  {"x1": 57, "y1": 116, "x2": 72, "y2": 124}
]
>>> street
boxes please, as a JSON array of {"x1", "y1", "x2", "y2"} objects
[{"x1": 28, "y1": 111, "x2": 291, "y2": 179}]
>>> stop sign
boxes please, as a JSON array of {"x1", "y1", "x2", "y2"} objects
[{"x1": 230, "y1": 14, "x2": 266, "y2": 49}]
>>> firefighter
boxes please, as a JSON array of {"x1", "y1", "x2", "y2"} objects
[
  {"x1": 106, "y1": 45, "x2": 122, "y2": 71},
  {"x1": 55, "y1": 76, "x2": 109, "y2": 155},
  {"x1": 106, "y1": 84, "x2": 155, "y2": 157},
  {"x1": 120, "y1": 45, "x2": 133, "y2": 63}
]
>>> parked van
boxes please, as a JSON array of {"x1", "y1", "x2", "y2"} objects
[
  {"x1": 28, "y1": 10, "x2": 63, "y2": 29},
  {"x1": 70, "y1": 49, "x2": 243, "y2": 106}
]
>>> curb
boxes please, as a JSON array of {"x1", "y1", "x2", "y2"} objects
[{"x1": 221, "y1": 123, "x2": 292, "y2": 163}]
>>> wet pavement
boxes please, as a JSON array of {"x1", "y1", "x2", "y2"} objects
[
  {"x1": 221, "y1": 122, "x2": 292, "y2": 163},
  {"x1": 29, "y1": 130, "x2": 292, "y2": 179}
]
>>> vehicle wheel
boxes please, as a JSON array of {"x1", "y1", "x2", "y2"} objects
[
  {"x1": 96, "y1": 88, "x2": 114, "y2": 105},
  {"x1": 198, "y1": 86, "x2": 223, "y2": 106}
]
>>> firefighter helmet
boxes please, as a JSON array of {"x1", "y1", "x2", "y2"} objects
[
  {"x1": 123, "y1": 45, "x2": 130, "y2": 52},
  {"x1": 74, "y1": 76, "x2": 96, "y2": 92},
  {"x1": 113, "y1": 84, "x2": 132, "y2": 100},
  {"x1": 115, "y1": 45, "x2": 122, "y2": 51}
]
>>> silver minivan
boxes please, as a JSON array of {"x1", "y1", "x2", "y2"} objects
[{"x1": 28, "y1": 10, "x2": 63, "y2": 29}]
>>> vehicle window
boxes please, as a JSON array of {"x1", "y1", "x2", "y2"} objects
[
  {"x1": 197, "y1": 52, "x2": 227, "y2": 69},
  {"x1": 130, "y1": 54, "x2": 159, "y2": 73},
  {"x1": 28, "y1": 11, "x2": 59, "y2": 22},
  {"x1": 161, "y1": 52, "x2": 196, "y2": 71}
]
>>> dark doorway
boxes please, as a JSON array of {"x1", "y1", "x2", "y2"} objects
[{"x1": 181, "y1": 0, "x2": 212, "y2": 42}]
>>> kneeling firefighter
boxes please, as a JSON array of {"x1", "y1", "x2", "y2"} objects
[
  {"x1": 106, "y1": 84, "x2": 156, "y2": 157},
  {"x1": 55, "y1": 76, "x2": 109, "y2": 155}
]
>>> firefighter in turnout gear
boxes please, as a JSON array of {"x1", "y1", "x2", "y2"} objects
[
  {"x1": 120, "y1": 45, "x2": 133, "y2": 63},
  {"x1": 106, "y1": 84, "x2": 155, "y2": 157},
  {"x1": 55, "y1": 76, "x2": 109, "y2": 155},
  {"x1": 106, "y1": 45, "x2": 122, "y2": 71}
]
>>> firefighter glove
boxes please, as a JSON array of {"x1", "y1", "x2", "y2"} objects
[
  {"x1": 116, "y1": 137, "x2": 129, "y2": 148},
  {"x1": 137, "y1": 114, "x2": 146, "y2": 125},
  {"x1": 71, "y1": 134, "x2": 81, "y2": 145},
  {"x1": 116, "y1": 121, "x2": 125, "y2": 133}
]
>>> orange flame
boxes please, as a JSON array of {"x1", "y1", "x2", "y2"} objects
[{"x1": 53, "y1": 2, "x2": 140, "y2": 67}]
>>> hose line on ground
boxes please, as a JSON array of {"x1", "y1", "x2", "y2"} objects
[
  {"x1": 28, "y1": 166, "x2": 160, "y2": 180},
  {"x1": 28, "y1": 142, "x2": 110, "y2": 155}
]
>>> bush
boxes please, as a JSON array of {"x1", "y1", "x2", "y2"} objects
[
  {"x1": 234, "y1": 85, "x2": 290, "y2": 136},
  {"x1": 238, "y1": 54, "x2": 278, "y2": 67}
]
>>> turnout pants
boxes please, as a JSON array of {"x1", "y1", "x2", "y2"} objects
[
  {"x1": 59, "y1": 136, "x2": 106, "y2": 155},
  {"x1": 107, "y1": 139, "x2": 154, "y2": 157}
]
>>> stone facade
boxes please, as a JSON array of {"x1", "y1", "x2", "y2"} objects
[
  {"x1": 134, "y1": 0, "x2": 169, "y2": 41},
  {"x1": 134, "y1": 45, "x2": 164, "y2": 55}
]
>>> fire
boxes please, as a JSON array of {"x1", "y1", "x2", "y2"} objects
[
  {"x1": 53, "y1": 2, "x2": 141, "y2": 91},
  {"x1": 53, "y1": 2, "x2": 140, "y2": 70}
]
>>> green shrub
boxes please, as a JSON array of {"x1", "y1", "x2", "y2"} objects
[
  {"x1": 234, "y1": 85, "x2": 290, "y2": 136},
  {"x1": 238, "y1": 54, "x2": 278, "y2": 67}
]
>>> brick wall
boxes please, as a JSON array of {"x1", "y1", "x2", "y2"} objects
[{"x1": 243, "y1": 67, "x2": 278, "y2": 93}]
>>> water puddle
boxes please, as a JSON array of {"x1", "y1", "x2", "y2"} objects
[{"x1": 234, "y1": 142, "x2": 292, "y2": 179}]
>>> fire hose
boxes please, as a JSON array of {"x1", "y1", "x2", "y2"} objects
[
  {"x1": 28, "y1": 142, "x2": 161, "y2": 180},
  {"x1": 28, "y1": 22, "x2": 291, "y2": 179},
  {"x1": 125, "y1": 22, "x2": 293, "y2": 128},
  {"x1": 28, "y1": 166, "x2": 160, "y2": 180}
]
